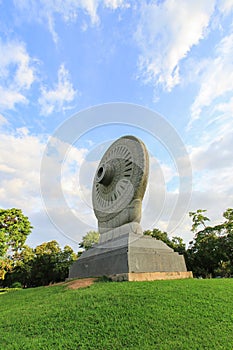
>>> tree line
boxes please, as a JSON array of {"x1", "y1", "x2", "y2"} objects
[
  {"x1": 81, "y1": 208, "x2": 233, "y2": 279},
  {"x1": 1, "y1": 207, "x2": 233, "y2": 287},
  {"x1": 144, "y1": 208, "x2": 233, "y2": 278},
  {"x1": 0, "y1": 208, "x2": 77, "y2": 287}
]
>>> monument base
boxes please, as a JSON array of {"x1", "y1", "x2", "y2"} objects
[
  {"x1": 69, "y1": 229, "x2": 191, "y2": 280},
  {"x1": 109, "y1": 271, "x2": 193, "y2": 281}
]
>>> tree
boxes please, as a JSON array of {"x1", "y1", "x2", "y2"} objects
[
  {"x1": 144, "y1": 228, "x2": 172, "y2": 246},
  {"x1": 2, "y1": 245, "x2": 35, "y2": 287},
  {"x1": 171, "y1": 236, "x2": 186, "y2": 255},
  {"x1": 223, "y1": 208, "x2": 233, "y2": 223},
  {"x1": 3, "y1": 241, "x2": 77, "y2": 287},
  {"x1": 144, "y1": 228, "x2": 185, "y2": 254},
  {"x1": 79, "y1": 231, "x2": 100, "y2": 250},
  {"x1": 189, "y1": 209, "x2": 210, "y2": 233},
  {"x1": 0, "y1": 208, "x2": 32, "y2": 255},
  {"x1": 219, "y1": 208, "x2": 233, "y2": 276},
  {"x1": 0, "y1": 208, "x2": 33, "y2": 280},
  {"x1": 0, "y1": 258, "x2": 12, "y2": 280},
  {"x1": 186, "y1": 208, "x2": 233, "y2": 278},
  {"x1": 31, "y1": 240, "x2": 73, "y2": 286},
  {"x1": 57, "y1": 245, "x2": 77, "y2": 281}
]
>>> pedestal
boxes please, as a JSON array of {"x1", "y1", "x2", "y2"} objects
[{"x1": 69, "y1": 225, "x2": 191, "y2": 280}]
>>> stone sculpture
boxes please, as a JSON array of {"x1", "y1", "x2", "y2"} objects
[
  {"x1": 92, "y1": 135, "x2": 148, "y2": 241},
  {"x1": 69, "y1": 135, "x2": 192, "y2": 281}
]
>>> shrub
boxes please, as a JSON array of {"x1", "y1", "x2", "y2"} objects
[{"x1": 11, "y1": 282, "x2": 22, "y2": 289}]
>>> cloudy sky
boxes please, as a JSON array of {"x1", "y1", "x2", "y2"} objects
[{"x1": 0, "y1": 0, "x2": 233, "y2": 250}]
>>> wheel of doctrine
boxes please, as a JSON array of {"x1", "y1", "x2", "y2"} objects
[{"x1": 92, "y1": 135, "x2": 149, "y2": 234}]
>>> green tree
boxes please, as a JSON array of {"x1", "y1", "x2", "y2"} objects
[
  {"x1": 219, "y1": 208, "x2": 233, "y2": 276},
  {"x1": 144, "y1": 228, "x2": 172, "y2": 246},
  {"x1": 223, "y1": 208, "x2": 233, "y2": 223},
  {"x1": 79, "y1": 231, "x2": 100, "y2": 250},
  {"x1": 3, "y1": 241, "x2": 77, "y2": 287},
  {"x1": 189, "y1": 209, "x2": 210, "y2": 232},
  {"x1": 3, "y1": 245, "x2": 35, "y2": 287},
  {"x1": 0, "y1": 258, "x2": 12, "y2": 280},
  {"x1": 187, "y1": 208, "x2": 233, "y2": 278},
  {"x1": 171, "y1": 236, "x2": 186, "y2": 255},
  {"x1": 30, "y1": 241, "x2": 77, "y2": 286},
  {"x1": 32, "y1": 240, "x2": 63, "y2": 286},
  {"x1": 0, "y1": 208, "x2": 33, "y2": 280},
  {"x1": 144, "y1": 228, "x2": 186, "y2": 254},
  {"x1": 0, "y1": 208, "x2": 32, "y2": 255},
  {"x1": 54, "y1": 245, "x2": 77, "y2": 282}
]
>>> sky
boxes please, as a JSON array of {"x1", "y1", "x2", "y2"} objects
[{"x1": 0, "y1": 0, "x2": 233, "y2": 251}]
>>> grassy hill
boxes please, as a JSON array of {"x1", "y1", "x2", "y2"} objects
[{"x1": 1, "y1": 278, "x2": 233, "y2": 349}]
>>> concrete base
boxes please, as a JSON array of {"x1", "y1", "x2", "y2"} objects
[
  {"x1": 110, "y1": 271, "x2": 193, "y2": 281},
  {"x1": 69, "y1": 230, "x2": 191, "y2": 280}
]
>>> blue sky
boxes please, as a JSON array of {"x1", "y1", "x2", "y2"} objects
[{"x1": 0, "y1": 0, "x2": 233, "y2": 250}]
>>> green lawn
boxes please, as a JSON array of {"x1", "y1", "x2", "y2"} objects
[{"x1": 1, "y1": 279, "x2": 233, "y2": 349}]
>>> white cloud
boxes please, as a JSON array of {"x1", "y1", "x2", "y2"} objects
[
  {"x1": 135, "y1": 0, "x2": 215, "y2": 92},
  {"x1": 38, "y1": 64, "x2": 77, "y2": 116},
  {"x1": 47, "y1": 14, "x2": 59, "y2": 44},
  {"x1": 1, "y1": 121, "x2": 232, "y2": 247},
  {"x1": 219, "y1": 0, "x2": 233, "y2": 14},
  {"x1": 171, "y1": 187, "x2": 233, "y2": 245},
  {"x1": 15, "y1": 0, "x2": 90, "y2": 23},
  {"x1": 190, "y1": 32, "x2": 233, "y2": 126},
  {"x1": 190, "y1": 132, "x2": 233, "y2": 173},
  {"x1": 104, "y1": 0, "x2": 130, "y2": 10},
  {"x1": 0, "y1": 114, "x2": 8, "y2": 126},
  {"x1": 0, "y1": 87, "x2": 27, "y2": 110},
  {"x1": 0, "y1": 128, "x2": 45, "y2": 211},
  {"x1": 15, "y1": 0, "x2": 129, "y2": 43},
  {"x1": 184, "y1": 110, "x2": 233, "y2": 239},
  {"x1": 40, "y1": 135, "x2": 96, "y2": 243},
  {"x1": 0, "y1": 122, "x2": 93, "y2": 246},
  {"x1": 141, "y1": 153, "x2": 189, "y2": 236},
  {"x1": 0, "y1": 164, "x2": 16, "y2": 174},
  {"x1": 0, "y1": 125, "x2": 87, "y2": 212},
  {"x1": 160, "y1": 163, "x2": 177, "y2": 183},
  {"x1": 0, "y1": 39, "x2": 36, "y2": 110},
  {"x1": 214, "y1": 95, "x2": 233, "y2": 115},
  {"x1": 189, "y1": 83, "x2": 233, "y2": 163}
]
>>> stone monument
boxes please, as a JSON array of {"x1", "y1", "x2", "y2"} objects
[{"x1": 69, "y1": 135, "x2": 192, "y2": 281}]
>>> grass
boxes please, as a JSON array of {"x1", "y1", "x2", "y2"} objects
[
  {"x1": 0, "y1": 287, "x2": 21, "y2": 295},
  {"x1": 1, "y1": 279, "x2": 233, "y2": 349}
]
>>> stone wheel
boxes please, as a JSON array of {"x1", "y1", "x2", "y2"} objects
[{"x1": 92, "y1": 135, "x2": 149, "y2": 232}]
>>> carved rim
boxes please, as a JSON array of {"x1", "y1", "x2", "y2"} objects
[{"x1": 92, "y1": 135, "x2": 149, "y2": 219}]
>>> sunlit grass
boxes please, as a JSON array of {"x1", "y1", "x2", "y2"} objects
[{"x1": 1, "y1": 279, "x2": 233, "y2": 349}]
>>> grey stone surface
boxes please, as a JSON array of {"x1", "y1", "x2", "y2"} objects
[
  {"x1": 99, "y1": 221, "x2": 142, "y2": 243},
  {"x1": 69, "y1": 135, "x2": 189, "y2": 280},
  {"x1": 92, "y1": 135, "x2": 149, "y2": 235},
  {"x1": 69, "y1": 232, "x2": 187, "y2": 278}
]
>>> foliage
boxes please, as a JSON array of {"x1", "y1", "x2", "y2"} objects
[
  {"x1": 143, "y1": 228, "x2": 186, "y2": 254},
  {"x1": 186, "y1": 208, "x2": 233, "y2": 278},
  {"x1": 2, "y1": 206, "x2": 233, "y2": 285},
  {"x1": 11, "y1": 281, "x2": 22, "y2": 289},
  {"x1": 31, "y1": 241, "x2": 77, "y2": 286},
  {"x1": 2, "y1": 241, "x2": 77, "y2": 288},
  {"x1": 79, "y1": 230, "x2": 100, "y2": 250},
  {"x1": 0, "y1": 208, "x2": 33, "y2": 280},
  {"x1": 189, "y1": 209, "x2": 210, "y2": 232},
  {"x1": 0, "y1": 208, "x2": 33, "y2": 256},
  {"x1": 0, "y1": 258, "x2": 12, "y2": 280},
  {"x1": 0, "y1": 279, "x2": 233, "y2": 349},
  {"x1": 0, "y1": 287, "x2": 22, "y2": 294},
  {"x1": 144, "y1": 228, "x2": 172, "y2": 246},
  {"x1": 170, "y1": 236, "x2": 186, "y2": 254}
]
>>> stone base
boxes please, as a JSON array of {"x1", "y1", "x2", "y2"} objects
[
  {"x1": 69, "y1": 231, "x2": 191, "y2": 279},
  {"x1": 109, "y1": 271, "x2": 193, "y2": 282}
]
